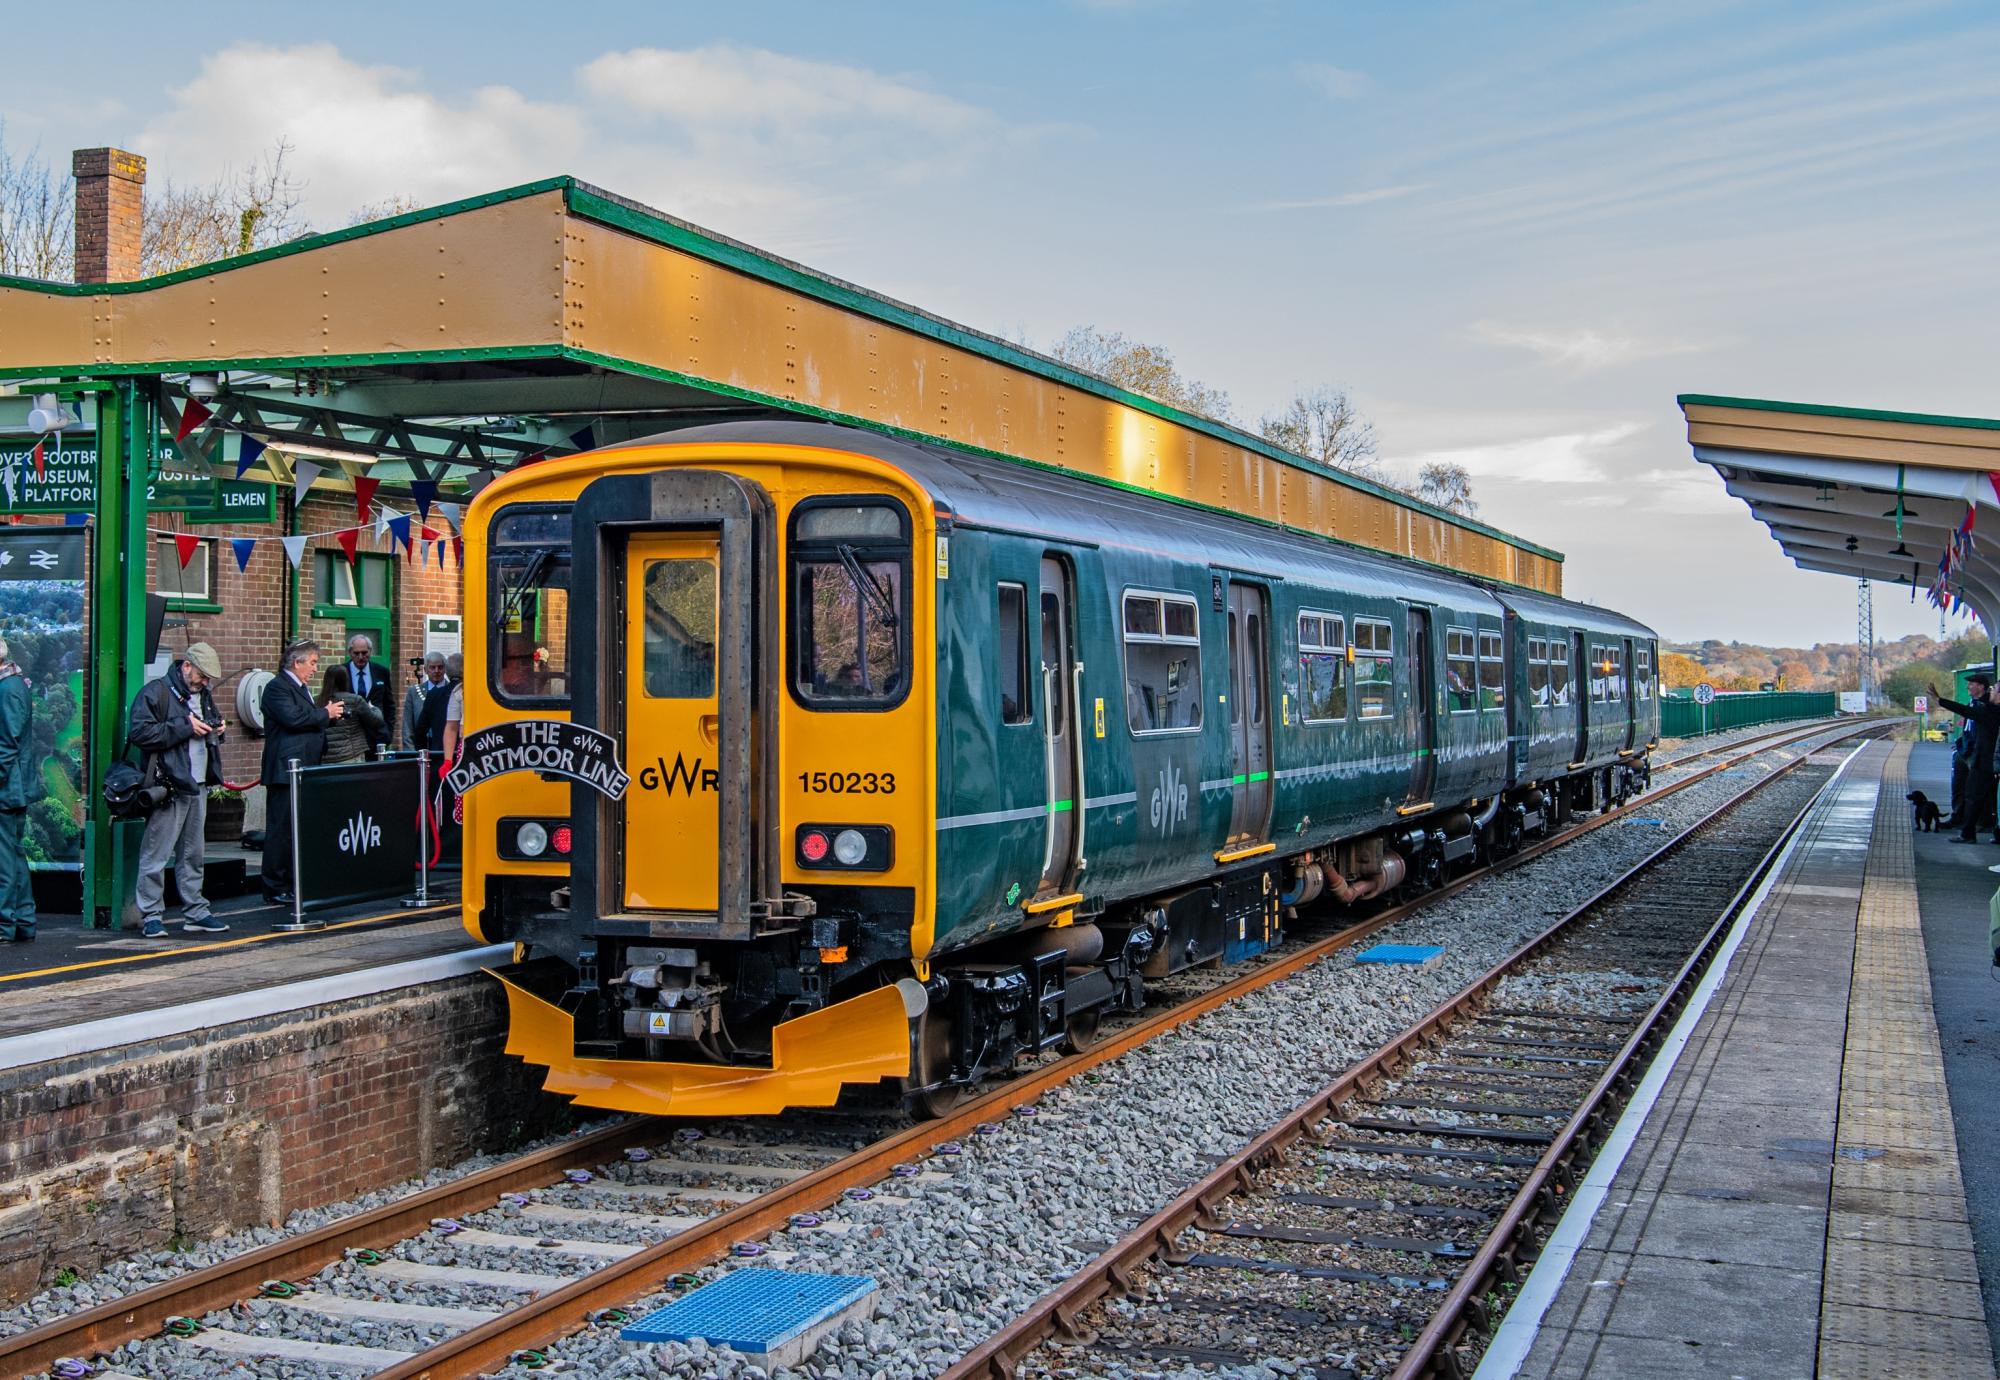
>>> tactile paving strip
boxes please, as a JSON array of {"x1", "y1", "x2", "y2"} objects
[{"x1": 1817, "y1": 738, "x2": 1996, "y2": 1380}]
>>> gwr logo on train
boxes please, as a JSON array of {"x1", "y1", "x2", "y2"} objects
[{"x1": 635, "y1": 752, "x2": 719, "y2": 795}]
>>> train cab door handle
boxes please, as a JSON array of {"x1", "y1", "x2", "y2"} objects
[
  {"x1": 698, "y1": 713, "x2": 720, "y2": 745},
  {"x1": 1070, "y1": 661, "x2": 1088, "y2": 875}
]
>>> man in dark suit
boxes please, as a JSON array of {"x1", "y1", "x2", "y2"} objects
[
  {"x1": 261, "y1": 640, "x2": 345, "y2": 905},
  {"x1": 342, "y1": 634, "x2": 394, "y2": 754}
]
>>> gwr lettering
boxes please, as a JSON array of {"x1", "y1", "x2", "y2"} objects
[
  {"x1": 638, "y1": 753, "x2": 719, "y2": 795},
  {"x1": 447, "y1": 719, "x2": 631, "y2": 800}
]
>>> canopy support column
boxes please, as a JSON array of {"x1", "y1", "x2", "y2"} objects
[{"x1": 83, "y1": 378, "x2": 154, "y2": 929}]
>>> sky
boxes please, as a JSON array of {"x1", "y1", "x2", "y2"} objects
[{"x1": 4, "y1": 0, "x2": 1997, "y2": 647}]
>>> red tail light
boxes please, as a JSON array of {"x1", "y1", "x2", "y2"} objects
[
  {"x1": 800, "y1": 830, "x2": 830, "y2": 862},
  {"x1": 552, "y1": 826, "x2": 573, "y2": 855}
]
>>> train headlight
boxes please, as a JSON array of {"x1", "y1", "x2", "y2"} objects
[
  {"x1": 796, "y1": 824, "x2": 894, "y2": 870},
  {"x1": 515, "y1": 821, "x2": 549, "y2": 857},
  {"x1": 833, "y1": 829, "x2": 868, "y2": 866}
]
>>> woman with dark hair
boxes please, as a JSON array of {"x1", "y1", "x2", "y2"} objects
[{"x1": 319, "y1": 665, "x2": 384, "y2": 765}]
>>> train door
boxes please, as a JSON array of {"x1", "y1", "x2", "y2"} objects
[
  {"x1": 621, "y1": 532, "x2": 723, "y2": 912},
  {"x1": 1225, "y1": 582, "x2": 1273, "y2": 843},
  {"x1": 1571, "y1": 631, "x2": 1589, "y2": 765},
  {"x1": 1621, "y1": 635, "x2": 1637, "y2": 749},
  {"x1": 1406, "y1": 606, "x2": 1436, "y2": 808},
  {"x1": 1036, "y1": 556, "x2": 1081, "y2": 896}
]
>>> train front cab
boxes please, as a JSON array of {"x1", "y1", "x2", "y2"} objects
[{"x1": 464, "y1": 438, "x2": 940, "y2": 1116}]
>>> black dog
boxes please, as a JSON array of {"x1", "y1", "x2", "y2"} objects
[{"x1": 1908, "y1": 790, "x2": 1943, "y2": 832}]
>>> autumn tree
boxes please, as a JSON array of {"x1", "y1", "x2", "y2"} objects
[
  {"x1": 1049, "y1": 326, "x2": 1236, "y2": 423},
  {"x1": 1259, "y1": 386, "x2": 1385, "y2": 483},
  {"x1": 1660, "y1": 651, "x2": 1707, "y2": 688}
]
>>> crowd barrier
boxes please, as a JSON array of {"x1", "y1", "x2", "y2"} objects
[{"x1": 275, "y1": 750, "x2": 433, "y2": 932}]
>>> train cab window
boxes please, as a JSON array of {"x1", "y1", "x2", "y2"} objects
[
  {"x1": 790, "y1": 498, "x2": 910, "y2": 711},
  {"x1": 640, "y1": 559, "x2": 718, "y2": 698},
  {"x1": 1635, "y1": 646, "x2": 1654, "y2": 702},
  {"x1": 1528, "y1": 639, "x2": 1550, "y2": 707},
  {"x1": 998, "y1": 583, "x2": 1032, "y2": 725},
  {"x1": 491, "y1": 506, "x2": 574, "y2": 707},
  {"x1": 1550, "y1": 638, "x2": 1571, "y2": 706},
  {"x1": 1352, "y1": 618, "x2": 1395, "y2": 720},
  {"x1": 1445, "y1": 628, "x2": 1476, "y2": 713},
  {"x1": 1478, "y1": 630, "x2": 1506, "y2": 711},
  {"x1": 1297, "y1": 612, "x2": 1347, "y2": 722},
  {"x1": 1124, "y1": 591, "x2": 1203, "y2": 734}
]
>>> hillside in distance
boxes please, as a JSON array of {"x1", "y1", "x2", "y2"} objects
[{"x1": 1662, "y1": 631, "x2": 1987, "y2": 697}]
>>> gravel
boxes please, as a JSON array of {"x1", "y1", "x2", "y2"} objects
[{"x1": 14, "y1": 723, "x2": 1867, "y2": 1380}]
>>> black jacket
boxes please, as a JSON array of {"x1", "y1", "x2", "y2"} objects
[
  {"x1": 127, "y1": 664, "x2": 225, "y2": 797},
  {"x1": 1940, "y1": 694, "x2": 2000, "y2": 768},
  {"x1": 340, "y1": 661, "x2": 395, "y2": 748},
  {"x1": 415, "y1": 679, "x2": 456, "y2": 756},
  {"x1": 260, "y1": 671, "x2": 330, "y2": 785}
]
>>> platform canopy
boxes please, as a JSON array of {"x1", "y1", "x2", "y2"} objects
[{"x1": 1681, "y1": 394, "x2": 2000, "y2": 633}]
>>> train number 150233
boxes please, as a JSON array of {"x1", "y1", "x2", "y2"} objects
[{"x1": 798, "y1": 771, "x2": 896, "y2": 795}]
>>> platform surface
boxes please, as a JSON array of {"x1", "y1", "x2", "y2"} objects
[
  {"x1": 0, "y1": 877, "x2": 468, "y2": 1043},
  {"x1": 1502, "y1": 735, "x2": 1998, "y2": 1379}
]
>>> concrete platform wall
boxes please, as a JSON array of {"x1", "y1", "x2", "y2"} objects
[{"x1": 0, "y1": 975, "x2": 567, "y2": 1301}]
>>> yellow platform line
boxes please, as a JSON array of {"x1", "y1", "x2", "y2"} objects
[{"x1": 0, "y1": 904, "x2": 453, "y2": 985}]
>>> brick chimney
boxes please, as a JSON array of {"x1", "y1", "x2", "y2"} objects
[{"x1": 72, "y1": 148, "x2": 146, "y2": 284}]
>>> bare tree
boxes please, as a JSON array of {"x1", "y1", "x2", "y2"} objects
[
  {"x1": 346, "y1": 195, "x2": 424, "y2": 226},
  {"x1": 0, "y1": 129, "x2": 72, "y2": 280},
  {"x1": 1414, "y1": 461, "x2": 1479, "y2": 516},
  {"x1": 1258, "y1": 386, "x2": 1384, "y2": 483},
  {"x1": 1049, "y1": 326, "x2": 1236, "y2": 423},
  {"x1": 142, "y1": 141, "x2": 308, "y2": 276}
]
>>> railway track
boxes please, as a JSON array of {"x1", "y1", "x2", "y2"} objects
[
  {"x1": 0, "y1": 716, "x2": 1883, "y2": 1380},
  {"x1": 944, "y1": 735, "x2": 1859, "y2": 1379}
]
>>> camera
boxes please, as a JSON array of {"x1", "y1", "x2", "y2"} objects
[{"x1": 408, "y1": 658, "x2": 426, "y2": 668}]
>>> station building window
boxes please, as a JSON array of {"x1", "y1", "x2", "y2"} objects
[
  {"x1": 1123, "y1": 591, "x2": 1203, "y2": 733},
  {"x1": 1353, "y1": 617, "x2": 1395, "y2": 720},
  {"x1": 1445, "y1": 628, "x2": 1476, "y2": 713},
  {"x1": 1297, "y1": 611, "x2": 1347, "y2": 722},
  {"x1": 997, "y1": 583, "x2": 1032, "y2": 725},
  {"x1": 1478, "y1": 630, "x2": 1505, "y2": 711},
  {"x1": 157, "y1": 535, "x2": 215, "y2": 606}
]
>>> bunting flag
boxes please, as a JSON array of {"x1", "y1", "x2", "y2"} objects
[
  {"x1": 3, "y1": 461, "x2": 17, "y2": 507},
  {"x1": 354, "y1": 476, "x2": 380, "y2": 522},
  {"x1": 453, "y1": 537, "x2": 464, "y2": 567},
  {"x1": 280, "y1": 535, "x2": 308, "y2": 568},
  {"x1": 230, "y1": 537, "x2": 256, "y2": 572},
  {"x1": 335, "y1": 527, "x2": 360, "y2": 563},
  {"x1": 410, "y1": 479, "x2": 437, "y2": 523},
  {"x1": 1894, "y1": 463, "x2": 1906, "y2": 538},
  {"x1": 387, "y1": 513, "x2": 412, "y2": 553},
  {"x1": 374, "y1": 505, "x2": 394, "y2": 540},
  {"x1": 175, "y1": 396, "x2": 213, "y2": 443},
  {"x1": 29, "y1": 440, "x2": 44, "y2": 482},
  {"x1": 437, "y1": 539, "x2": 448, "y2": 568},
  {"x1": 235, "y1": 434, "x2": 267, "y2": 481},
  {"x1": 418, "y1": 539, "x2": 429, "y2": 568},
  {"x1": 292, "y1": 460, "x2": 323, "y2": 507},
  {"x1": 419, "y1": 525, "x2": 438, "y2": 544},
  {"x1": 173, "y1": 533, "x2": 201, "y2": 568},
  {"x1": 63, "y1": 512, "x2": 88, "y2": 527},
  {"x1": 437, "y1": 502, "x2": 463, "y2": 529}
]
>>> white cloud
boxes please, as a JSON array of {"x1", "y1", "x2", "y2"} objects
[
  {"x1": 1392, "y1": 420, "x2": 1648, "y2": 486},
  {"x1": 1239, "y1": 183, "x2": 1427, "y2": 212},
  {"x1": 1296, "y1": 62, "x2": 1370, "y2": 100},
  {"x1": 136, "y1": 41, "x2": 1033, "y2": 256},
  {"x1": 1466, "y1": 319, "x2": 1710, "y2": 372}
]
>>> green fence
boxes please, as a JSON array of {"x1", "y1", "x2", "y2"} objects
[{"x1": 1661, "y1": 690, "x2": 1840, "y2": 738}]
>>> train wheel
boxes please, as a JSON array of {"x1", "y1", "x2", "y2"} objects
[
  {"x1": 1063, "y1": 1009, "x2": 1103, "y2": 1054},
  {"x1": 904, "y1": 1011, "x2": 966, "y2": 1121}
]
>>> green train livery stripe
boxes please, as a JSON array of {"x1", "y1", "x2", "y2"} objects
[
  {"x1": 1049, "y1": 799, "x2": 1074, "y2": 813},
  {"x1": 1249, "y1": 771, "x2": 1270, "y2": 782}
]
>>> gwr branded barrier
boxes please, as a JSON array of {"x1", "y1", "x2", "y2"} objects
[{"x1": 278, "y1": 756, "x2": 422, "y2": 928}]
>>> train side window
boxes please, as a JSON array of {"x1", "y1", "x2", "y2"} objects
[
  {"x1": 1608, "y1": 645, "x2": 1625, "y2": 700},
  {"x1": 1298, "y1": 611, "x2": 1347, "y2": 722},
  {"x1": 1528, "y1": 638, "x2": 1550, "y2": 707},
  {"x1": 789, "y1": 497, "x2": 911, "y2": 711},
  {"x1": 1124, "y1": 591, "x2": 1204, "y2": 734},
  {"x1": 1635, "y1": 646, "x2": 1653, "y2": 702},
  {"x1": 1247, "y1": 612, "x2": 1265, "y2": 725},
  {"x1": 998, "y1": 583, "x2": 1032, "y2": 725},
  {"x1": 1042, "y1": 591, "x2": 1066, "y2": 732},
  {"x1": 640, "y1": 558, "x2": 717, "y2": 698},
  {"x1": 1589, "y1": 643, "x2": 1608, "y2": 703},
  {"x1": 1353, "y1": 617, "x2": 1395, "y2": 720},
  {"x1": 1445, "y1": 628, "x2": 1476, "y2": 713},
  {"x1": 1550, "y1": 638, "x2": 1571, "y2": 706},
  {"x1": 1478, "y1": 630, "x2": 1505, "y2": 711}
]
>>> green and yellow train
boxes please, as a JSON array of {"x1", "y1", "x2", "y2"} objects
[{"x1": 463, "y1": 421, "x2": 1658, "y2": 1117}]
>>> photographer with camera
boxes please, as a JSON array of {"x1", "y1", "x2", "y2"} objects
[{"x1": 127, "y1": 643, "x2": 228, "y2": 938}]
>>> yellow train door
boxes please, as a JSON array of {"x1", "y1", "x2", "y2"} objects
[{"x1": 621, "y1": 532, "x2": 722, "y2": 912}]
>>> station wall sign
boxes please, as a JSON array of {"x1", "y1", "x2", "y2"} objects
[{"x1": 0, "y1": 436, "x2": 276, "y2": 523}]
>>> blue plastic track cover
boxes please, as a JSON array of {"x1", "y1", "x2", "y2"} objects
[
  {"x1": 1356, "y1": 943, "x2": 1447, "y2": 965},
  {"x1": 620, "y1": 1268, "x2": 878, "y2": 1351}
]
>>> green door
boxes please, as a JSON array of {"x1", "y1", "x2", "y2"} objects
[{"x1": 313, "y1": 551, "x2": 395, "y2": 670}]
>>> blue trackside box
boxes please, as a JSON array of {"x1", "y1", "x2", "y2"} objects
[
  {"x1": 1356, "y1": 943, "x2": 1445, "y2": 966},
  {"x1": 621, "y1": 1268, "x2": 878, "y2": 1365}
]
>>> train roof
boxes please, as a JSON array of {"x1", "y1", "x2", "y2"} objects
[{"x1": 1479, "y1": 584, "x2": 1659, "y2": 643}]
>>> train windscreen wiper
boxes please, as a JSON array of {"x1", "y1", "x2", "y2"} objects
[
  {"x1": 836, "y1": 543, "x2": 898, "y2": 628},
  {"x1": 494, "y1": 547, "x2": 554, "y2": 630}
]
